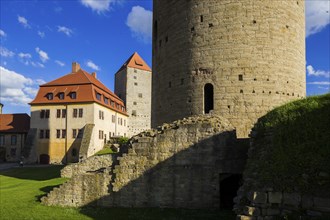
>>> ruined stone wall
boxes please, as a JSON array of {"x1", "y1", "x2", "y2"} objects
[
  {"x1": 61, "y1": 154, "x2": 114, "y2": 178},
  {"x1": 152, "y1": 0, "x2": 306, "y2": 137},
  {"x1": 42, "y1": 115, "x2": 249, "y2": 208}
]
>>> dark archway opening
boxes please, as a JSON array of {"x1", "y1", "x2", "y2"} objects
[
  {"x1": 219, "y1": 174, "x2": 242, "y2": 210},
  {"x1": 39, "y1": 154, "x2": 50, "y2": 164},
  {"x1": 204, "y1": 83, "x2": 214, "y2": 114}
]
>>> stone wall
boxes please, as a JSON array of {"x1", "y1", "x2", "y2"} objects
[
  {"x1": 42, "y1": 115, "x2": 249, "y2": 208},
  {"x1": 61, "y1": 154, "x2": 115, "y2": 178},
  {"x1": 152, "y1": 0, "x2": 306, "y2": 137}
]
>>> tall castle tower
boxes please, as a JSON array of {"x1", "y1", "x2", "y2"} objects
[
  {"x1": 152, "y1": 0, "x2": 306, "y2": 137},
  {"x1": 115, "y1": 52, "x2": 152, "y2": 137}
]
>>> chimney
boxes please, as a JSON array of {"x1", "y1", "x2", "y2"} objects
[
  {"x1": 72, "y1": 62, "x2": 80, "y2": 73},
  {"x1": 92, "y1": 72, "x2": 97, "y2": 78}
]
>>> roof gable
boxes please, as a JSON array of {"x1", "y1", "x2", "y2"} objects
[{"x1": 116, "y1": 52, "x2": 151, "y2": 73}]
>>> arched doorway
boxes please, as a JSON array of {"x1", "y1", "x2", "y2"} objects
[
  {"x1": 219, "y1": 174, "x2": 242, "y2": 209},
  {"x1": 204, "y1": 83, "x2": 214, "y2": 114},
  {"x1": 39, "y1": 154, "x2": 50, "y2": 164}
]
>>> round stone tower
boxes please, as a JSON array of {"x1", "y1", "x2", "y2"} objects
[{"x1": 152, "y1": 0, "x2": 306, "y2": 137}]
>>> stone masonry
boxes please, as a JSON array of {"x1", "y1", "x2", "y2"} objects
[
  {"x1": 42, "y1": 115, "x2": 249, "y2": 208},
  {"x1": 152, "y1": 0, "x2": 306, "y2": 137}
]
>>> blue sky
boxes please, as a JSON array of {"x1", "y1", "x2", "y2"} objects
[{"x1": 0, "y1": 0, "x2": 329, "y2": 114}]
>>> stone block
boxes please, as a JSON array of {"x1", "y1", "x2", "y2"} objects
[
  {"x1": 249, "y1": 192, "x2": 267, "y2": 204},
  {"x1": 313, "y1": 197, "x2": 330, "y2": 209},
  {"x1": 306, "y1": 210, "x2": 322, "y2": 217},
  {"x1": 266, "y1": 208, "x2": 280, "y2": 216},
  {"x1": 268, "y1": 192, "x2": 282, "y2": 204},
  {"x1": 283, "y1": 193, "x2": 301, "y2": 206},
  {"x1": 237, "y1": 215, "x2": 256, "y2": 220},
  {"x1": 244, "y1": 206, "x2": 260, "y2": 216}
]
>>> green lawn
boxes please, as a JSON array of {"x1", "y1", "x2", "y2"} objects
[{"x1": 0, "y1": 166, "x2": 235, "y2": 220}]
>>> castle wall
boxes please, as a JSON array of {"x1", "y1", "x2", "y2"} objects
[
  {"x1": 42, "y1": 115, "x2": 249, "y2": 208},
  {"x1": 152, "y1": 0, "x2": 306, "y2": 137}
]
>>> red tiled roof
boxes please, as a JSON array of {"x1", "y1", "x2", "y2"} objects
[
  {"x1": 116, "y1": 52, "x2": 151, "y2": 73},
  {"x1": 0, "y1": 114, "x2": 30, "y2": 133},
  {"x1": 30, "y1": 64, "x2": 127, "y2": 115}
]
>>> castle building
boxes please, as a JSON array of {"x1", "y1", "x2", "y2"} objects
[
  {"x1": 115, "y1": 52, "x2": 152, "y2": 137},
  {"x1": 152, "y1": 0, "x2": 306, "y2": 137},
  {"x1": 30, "y1": 63, "x2": 128, "y2": 164},
  {"x1": 0, "y1": 113, "x2": 30, "y2": 162}
]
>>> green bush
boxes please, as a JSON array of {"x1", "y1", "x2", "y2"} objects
[{"x1": 118, "y1": 137, "x2": 129, "y2": 145}]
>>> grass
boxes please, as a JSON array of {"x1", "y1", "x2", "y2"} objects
[
  {"x1": 94, "y1": 147, "x2": 115, "y2": 155},
  {"x1": 0, "y1": 166, "x2": 235, "y2": 220},
  {"x1": 247, "y1": 93, "x2": 330, "y2": 195}
]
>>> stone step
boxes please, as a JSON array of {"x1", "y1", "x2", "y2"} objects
[{"x1": 236, "y1": 215, "x2": 256, "y2": 220}]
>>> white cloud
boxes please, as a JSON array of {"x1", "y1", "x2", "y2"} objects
[
  {"x1": 0, "y1": 29, "x2": 6, "y2": 37},
  {"x1": 308, "y1": 81, "x2": 330, "y2": 85},
  {"x1": 0, "y1": 47, "x2": 15, "y2": 57},
  {"x1": 31, "y1": 61, "x2": 45, "y2": 68},
  {"x1": 80, "y1": 0, "x2": 120, "y2": 14},
  {"x1": 57, "y1": 26, "x2": 73, "y2": 36},
  {"x1": 306, "y1": 1, "x2": 330, "y2": 37},
  {"x1": 38, "y1": 31, "x2": 45, "y2": 38},
  {"x1": 126, "y1": 6, "x2": 152, "y2": 43},
  {"x1": 86, "y1": 60, "x2": 100, "y2": 71},
  {"x1": 35, "y1": 47, "x2": 49, "y2": 63},
  {"x1": 55, "y1": 60, "x2": 65, "y2": 67},
  {"x1": 18, "y1": 52, "x2": 32, "y2": 59},
  {"x1": 0, "y1": 66, "x2": 44, "y2": 106},
  {"x1": 318, "y1": 86, "x2": 330, "y2": 90},
  {"x1": 307, "y1": 65, "x2": 330, "y2": 78},
  {"x1": 17, "y1": 15, "x2": 31, "y2": 28}
]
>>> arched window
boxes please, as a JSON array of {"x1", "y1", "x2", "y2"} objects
[{"x1": 204, "y1": 83, "x2": 214, "y2": 114}]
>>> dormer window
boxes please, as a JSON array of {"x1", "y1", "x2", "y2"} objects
[
  {"x1": 58, "y1": 92, "x2": 65, "y2": 100},
  {"x1": 110, "y1": 100, "x2": 115, "y2": 107},
  {"x1": 95, "y1": 92, "x2": 101, "y2": 101},
  {"x1": 70, "y1": 92, "x2": 77, "y2": 99},
  {"x1": 46, "y1": 93, "x2": 53, "y2": 100},
  {"x1": 104, "y1": 97, "x2": 109, "y2": 104}
]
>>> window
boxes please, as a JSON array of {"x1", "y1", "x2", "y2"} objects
[
  {"x1": 70, "y1": 92, "x2": 77, "y2": 99},
  {"x1": 116, "y1": 104, "x2": 119, "y2": 109},
  {"x1": 109, "y1": 132, "x2": 111, "y2": 138},
  {"x1": 46, "y1": 93, "x2": 53, "y2": 100},
  {"x1": 73, "y1": 109, "x2": 78, "y2": 118},
  {"x1": 10, "y1": 148, "x2": 16, "y2": 157},
  {"x1": 0, "y1": 135, "x2": 4, "y2": 145},
  {"x1": 133, "y1": 102, "x2": 137, "y2": 105},
  {"x1": 138, "y1": 93, "x2": 142, "y2": 98},
  {"x1": 104, "y1": 97, "x2": 109, "y2": 104},
  {"x1": 62, "y1": 129, "x2": 66, "y2": 138},
  {"x1": 134, "y1": 82, "x2": 138, "y2": 86},
  {"x1": 56, "y1": 130, "x2": 61, "y2": 139},
  {"x1": 134, "y1": 69, "x2": 137, "y2": 73},
  {"x1": 45, "y1": 130, "x2": 50, "y2": 139},
  {"x1": 238, "y1": 74, "x2": 243, "y2": 81},
  {"x1": 78, "y1": 108, "x2": 83, "y2": 118},
  {"x1": 56, "y1": 109, "x2": 61, "y2": 118},
  {"x1": 11, "y1": 135, "x2": 17, "y2": 145},
  {"x1": 72, "y1": 129, "x2": 77, "y2": 138},
  {"x1": 96, "y1": 92, "x2": 101, "y2": 101},
  {"x1": 134, "y1": 76, "x2": 137, "y2": 79},
  {"x1": 39, "y1": 130, "x2": 44, "y2": 139},
  {"x1": 132, "y1": 110, "x2": 137, "y2": 116},
  {"x1": 112, "y1": 115, "x2": 115, "y2": 123},
  {"x1": 110, "y1": 100, "x2": 115, "y2": 107},
  {"x1": 58, "y1": 92, "x2": 65, "y2": 100},
  {"x1": 99, "y1": 110, "x2": 104, "y2": 120},
  {"x1": 124, "y1": 119, "x2": 126, "y2": 126},
  {"x1": 62, "y1": 109, "x2": 66, "y2": 118},
  {"x1": 45, "y1": 109, "x2": 50, "y2": 118},
  {"x1": 204, "y1": 83, "x2": 214, "y2": 114},
  {"x1": 40, "y1": 110, "x2": 45, "y2": 118},
  {"x1": 99, "y1": 130, "x2": 104, "y2": 139}
]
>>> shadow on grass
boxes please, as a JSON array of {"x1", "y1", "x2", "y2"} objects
[
  {"x1": 0, "y1": 165, "x2": 64, "y2": 181},
  {"x1": 79, "y1": 207, "x2": 235, "y2": 220}
]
